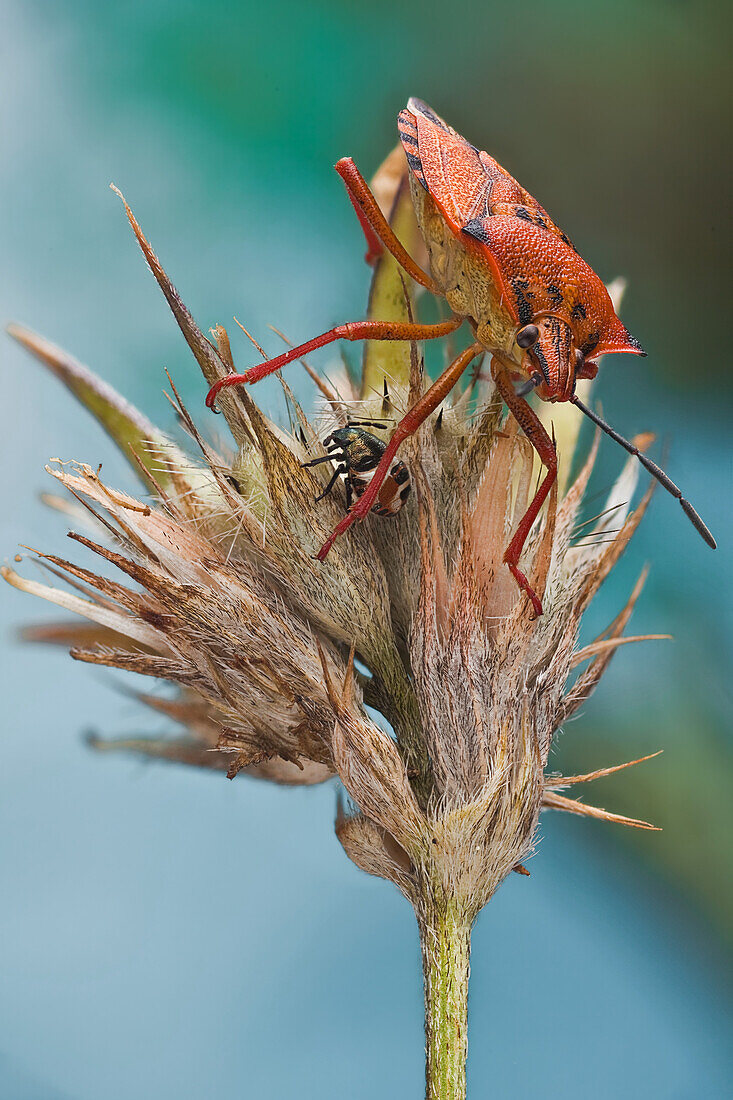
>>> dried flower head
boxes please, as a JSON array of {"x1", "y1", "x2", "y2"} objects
[{"x1": 5, "y1": 150, "x2": 667, "y2": 1098}]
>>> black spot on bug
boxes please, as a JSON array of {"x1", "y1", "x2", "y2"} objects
[
  {"x1": 515, "y1": 206, "x2": 533, "y2": 222},
  {"x1": 511, "y1": 277, "x2": 534, "y2": 325},
  {"x1": 462, "y1": 218, "x2": 491, "y2": 244},
  {"x1": 571, "y1": 301, "x2": 587, "y2": 322},
  {"x1": 625, "y1": 332, "x2": 647, "y2": 356},
  {"x1": 546, "y1": 283, "x2": 565, "y2": 309},
  {"x1": 405, "y1": 151, "x2": 423, "y2": 172},
  {"x1": 409, "y1": 99, "x2": 450, "y2": 132},
  {"x1": 580, "y1": 331, "x2": 600, "y2": 357},
  {"x1": 532, "y1": 341, "x2": 551, "y2": 384}
]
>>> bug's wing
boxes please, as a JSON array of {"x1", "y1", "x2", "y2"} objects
[
  {"x1": 401, "y1": 99, "x2": 573, "y2": 249},
  {"x1": 399, "y1": 99, "x2": 496, "y2": 228}
]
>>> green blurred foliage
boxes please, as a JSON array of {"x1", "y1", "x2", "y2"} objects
[
  {"x1": 56, "y1": 0, "x2": 732, "y2": 387},
  {"x1": 552, "y1": 709, "x2": 733, "y2": 942}
]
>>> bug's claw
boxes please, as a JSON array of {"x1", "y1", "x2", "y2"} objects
[
  {"x1": 316, "y1": 536, "x2": 336, "y2": 561},
  {"x1": 505, "y1": 561, "x2": 543, "y2": 617}
]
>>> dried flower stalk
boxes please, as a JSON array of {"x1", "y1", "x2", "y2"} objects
[{"x1": 5, "y1": 151, "x2": 665, "y2": 1099}]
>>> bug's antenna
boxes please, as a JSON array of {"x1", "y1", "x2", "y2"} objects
[
  {"x1": 571, "y1": 395, "x2": 716, "y2": 549},
  {"x1": 346, "y1": 418, "x2": 397, "y2": 428}
]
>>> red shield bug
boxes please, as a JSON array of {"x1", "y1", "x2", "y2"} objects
[{"x1": 206, "y1": 98, "x2": 715, "y2": 614}]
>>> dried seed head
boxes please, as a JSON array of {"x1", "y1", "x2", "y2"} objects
[{"x1": 6, "y1": 151, "x2": 664, "y2": 923}]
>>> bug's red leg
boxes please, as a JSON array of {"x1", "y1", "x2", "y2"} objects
[
  {"x1": 341, "y1": 172, "x2": 387, "y2": 266},
  {"x1": 316, "y1": 342, "x2": 483, "y2": 559},
  {"x1": 205, "y1": 317, "x2": 462, "y2": 408},
  {"x1": 335, "y1": 158, "x2": 438, "y2": 292},
  {"x1": 492, "y1": 364, "x2": 558, "y2": 617}
]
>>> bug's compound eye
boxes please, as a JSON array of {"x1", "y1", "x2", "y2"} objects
[{"x1": 516, "y1": 323, "x2": 540, "y2": 349}]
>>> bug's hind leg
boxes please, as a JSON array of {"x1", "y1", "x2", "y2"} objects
[
  {"x1": 316, "y1": 341, "x2": 482, "y2": 559},
  {"x1": 492, "y1": 363, "x2": 558, "y2": 617},
  {"x1": 335, "y1": 158, "x2": 438, "y2": 291}
]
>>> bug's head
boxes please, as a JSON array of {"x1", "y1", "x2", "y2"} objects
[
  {"x1": 515, "y1": 310, "x2": 645, "y2": 403},
  {"x1": 324, "y1": 427, "x2": 385, "y2": 472},
  {"x1": 515, "y1": 315, "x2": 576, "y2": 402},
  {"x1": 325, "y1": 427, "x2": 358, "y2": 450}
]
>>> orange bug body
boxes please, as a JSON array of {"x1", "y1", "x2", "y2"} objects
[
  {"x1": 397, "y1": 100, "x2": 644, "y2": 404},
  {"x1": 207, "y1": 98, "x2": 715, "y2": 615}
]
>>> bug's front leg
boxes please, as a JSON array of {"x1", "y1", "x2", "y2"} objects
[
  {"x1": 337, "y1": 159, "x2": 388, "y2": 266},
  {"x1": 205, "y1": 317, "x2": 462, "y2": 408},
  {"x1": 314, "y1": 465, "x2": 347, "y2": 503},
  {"x1": 335, "y1": 158, "x2": 438, "y2": 291},
  {"x1": 316, "y1": 342, "x2": 483, "y2": 559},
  {"x1": 492, "y1": 362, "x2": 558, "y2": 618},
  {"x1": 301, "y1": 452, "x2": 347, "y2": 502}
]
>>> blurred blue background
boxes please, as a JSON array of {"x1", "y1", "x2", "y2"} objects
[{"x1": 1, "y1": 1, "x2": 731, "y2": 1096}]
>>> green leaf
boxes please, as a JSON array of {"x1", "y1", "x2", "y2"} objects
[
  {"x1": 8, "y1": 323, "x2": 186, "y2": 493},
  {"x1": 361, "y1": 173, "x2": 422, "y2": 400}
]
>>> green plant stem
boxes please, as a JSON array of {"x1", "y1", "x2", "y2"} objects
[{"x1": 419, "y1": 903, "x2": 472, "y2": 1100}]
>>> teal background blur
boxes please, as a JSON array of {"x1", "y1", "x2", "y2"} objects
[{"x1": 2, "y1": 1, "x2": 731, "y2": 1097}]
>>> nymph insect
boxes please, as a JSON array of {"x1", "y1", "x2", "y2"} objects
[
  {"x1": 207, "y1": 98, "x2": 715, "y2": 614},
  {"x1": 302, "y1": 425, "x2": 411, "y2": 517}
]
